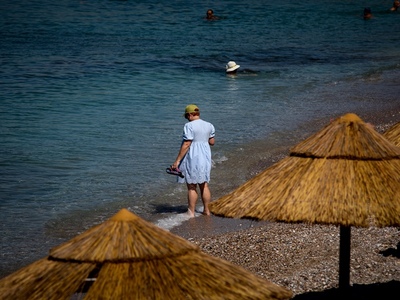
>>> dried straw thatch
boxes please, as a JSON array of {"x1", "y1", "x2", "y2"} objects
[
  {"x1": 209, "y1": 113, "x2": 400, "y2": 289},
  {"x1": 383, "y1": 121, "x2": 400, "y2": 147},
  {"x1": 0, "y1": 209, "x2": 292, "y2": 300},
  {"x1": 210, "y1": 113, "x2": 400, "y2": 227}
]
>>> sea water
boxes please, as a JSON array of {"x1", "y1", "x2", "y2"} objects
[{"x1": 1, "y1": 0, "x2": 399, "y2": 277}]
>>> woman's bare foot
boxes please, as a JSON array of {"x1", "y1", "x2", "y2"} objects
[
  {"x1": 202, "y1": 209, "x2": 210, "y2": 216},
  {"x1": 187, "y1": 208, "x2": 195, "y2": 218}
]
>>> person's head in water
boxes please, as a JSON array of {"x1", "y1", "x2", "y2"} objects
[
  {"x1": 390, "y1": 0, "x2": 400, "y2": 11},
  {"x1": 225, "y1": 61, "x2": 240, "y2": 74},
  {"x1": 363, "y1": 7, "x2": 372, "y2": 19},
  {"x1": 206, "y1": 9, "x2": 219, "y2": 20}
]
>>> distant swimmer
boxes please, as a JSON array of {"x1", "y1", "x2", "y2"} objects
[
  {"x1": 363, "y1": 7, "x2": 373, "y2": 19},
  {"x1": 225, "y1": 61, "x2": 258, "y2": 76},
  {"x1": 225, "y1": 61, "x2": 240, "y2": 74},
  {"x1": 390, "y1": 0, "x2": 400, "y2": 11},
  {"x1": 205, "y1": 9, "x2": 220, "y2": 20}
]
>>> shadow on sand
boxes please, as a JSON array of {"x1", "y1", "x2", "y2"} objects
[
  {"x1": 379, "y1": 241, "x2": 400, "y2": 258},
  {"x1": 293, "y1": 280, "x2": 400, "y2": 300}
]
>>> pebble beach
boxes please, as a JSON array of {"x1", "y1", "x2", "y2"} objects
[
  {"x1": 170, "y1": 108, "x2": 400, "y2": 299},
  {"x1": 188, "y1": 223, "x2": 399, "y2": 299}
]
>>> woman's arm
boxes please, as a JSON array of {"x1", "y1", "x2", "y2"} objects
[{"x1": 172, "y1": 140, "x2": 192, "y2": 168}]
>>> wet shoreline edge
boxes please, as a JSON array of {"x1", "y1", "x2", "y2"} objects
[{"x1": 170, "y1": 105, "x2": 400, "y2": 240}]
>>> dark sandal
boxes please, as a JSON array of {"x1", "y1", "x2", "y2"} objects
[{"x1": 166, "y1": 166, "x2": 184, "y2": 178}]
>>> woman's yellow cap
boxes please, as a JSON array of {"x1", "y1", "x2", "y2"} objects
[{"x1": 184, "y1": 104, "x2": 200, "y2": 115}]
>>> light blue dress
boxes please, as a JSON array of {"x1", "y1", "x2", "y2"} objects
[{"x1": 178, "y1": 119, "x2": 215, "y2": 184}]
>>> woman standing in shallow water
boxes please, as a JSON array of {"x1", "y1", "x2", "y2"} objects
[{"x1": 171, "y1": 104, "x2": 215, "y2": 217}]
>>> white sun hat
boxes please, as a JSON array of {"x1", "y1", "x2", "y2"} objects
[{"x1": 226, "y1": 61, "x2": 240, "y2": 73}]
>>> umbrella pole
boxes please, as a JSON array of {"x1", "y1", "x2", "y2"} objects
[{"x1": 339, "y1": 225, "x2": 351, "y2": 290}]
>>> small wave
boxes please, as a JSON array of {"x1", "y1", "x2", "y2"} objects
[{"x1": 155, "y1": 209, "x2": 204, "y2": 231}]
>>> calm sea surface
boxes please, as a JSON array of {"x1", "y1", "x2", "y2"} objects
[{"x1": 1, "y1": 0, "x2": 400, "y2": 276}]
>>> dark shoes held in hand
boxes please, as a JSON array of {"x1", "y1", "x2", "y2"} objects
[{"x1": 166, "y1": 166, "x2": 184, "y2": 178}]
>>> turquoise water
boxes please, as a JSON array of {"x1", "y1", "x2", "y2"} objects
[{"x1": 1, "y1": 0, "x2": 400, "y2": 276}]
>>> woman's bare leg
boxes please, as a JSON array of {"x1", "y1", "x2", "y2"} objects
[
  {"x1": 199, "y1": 182, "x2": 211, "y2": 215},
  {"x1": 186, "y1": 183, "x2": 198, "y2": 217}
]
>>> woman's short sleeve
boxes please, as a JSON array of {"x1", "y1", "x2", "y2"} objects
[
  {"x1": 209, "y1": 124, "x2": 215, "y2": 138},
  {"x1": 183, "y1": 123, "x2": 194, "y2": 141}
]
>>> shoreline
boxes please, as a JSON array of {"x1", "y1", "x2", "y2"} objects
[
  {"x1": 171, "y1": 106, "x2": 400, "y2": 239},
  {"x1": 170, "y1": 107, "x2": 400, "y2": 298},
  {"x1": 1, "y1": 107, "x2": 398, "y2": 283}
]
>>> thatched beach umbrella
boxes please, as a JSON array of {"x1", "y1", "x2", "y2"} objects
[
  {"x1": 209, "y1": 113, "x2": 400, "y2": 289},
  {"x1": 0, "y1": 208, "x2": 292, "y2": 300},
  {"x1": 383, "y1": 121, "x2": 400, "y2": 147}
]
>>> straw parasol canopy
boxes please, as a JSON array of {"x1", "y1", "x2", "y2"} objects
[
  {"x1": 383, "y1": 121, "x2": 400, "y2": 147},
  {"x1": 0, "y1": 208, "x2": 292, "y2": 300},
  {"x1": 209, "y1": 113, "x2": 400, "y2": 289}
]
